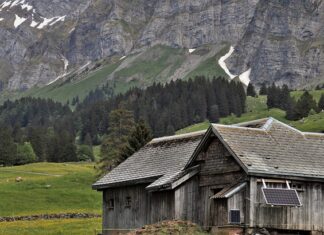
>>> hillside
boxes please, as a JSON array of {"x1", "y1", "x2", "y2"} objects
[
  {"x1": 0, "y1": 44, "x2": 230, "y2": 104},
  {"x1": 0, "y1": 0, "x2": 323, "y2": 94},
  {"x1": 177, "y1": 90, "x2": 324, "y2": 134},
  {"x1": 0, "y1": 162, "x2": 101, "y2": 234}
]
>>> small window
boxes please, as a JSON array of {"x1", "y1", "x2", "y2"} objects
[
  {"x1": 291, "y1": 183, "x2": 305, "y2": 192},
  {"x1": 108, "y1": 199, "x2": 114, "y2": 210},
  {"x1": 125, "y1": 196, "x2": 131, "y2": 208},
  {"x1": 229, "y1": 209, "x2": 240, "y2": 224}
]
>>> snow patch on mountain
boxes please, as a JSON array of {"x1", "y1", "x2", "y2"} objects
[
  {"x1": 0, "y1": 0, "x2": 65, "y2": 29},
  {"x1": 218, "y1": 46, "x2": 236, "y2": 79},
  {"x1": 219, "y1": 46, "x2": 251, "y2": 86},
  {"x1": 14, "y1": 14, "x2": 26, "y2": 28},
  {"x1": 69, "y1": 27, "x2": 75, "y2": 34},
  {"x1": 36, "y1": 15, "x2": 65, "y2": 29},
  {"x1": 47, "y1": 56, "x2": 70, "y2": 85},
  {"x1": 21, "y1": 2, "x2": 33, "y2": 11},
  {"x1": 0, "y1": 17, "x2": 3, "y2": 21},
  {"x1": 0, "y1": 0, "x2": 12, "y2": 10},
  {"x1": 49, "y1": 16, "x2": 65, "y2": 26},
  {"x1": 189, "y1": 49, "x2": 196, "y2": 54},
  {"x1": 238, "y1": 68, "x2": 251, "y2": 86}
]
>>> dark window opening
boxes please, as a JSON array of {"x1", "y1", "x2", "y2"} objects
[
  {"x1": 291, "y1": 183, "x2": 305, "y2": 192},
  {"x1": 108, "y1": 199, "x2": 114, "y2": 210},
  {"x1": 125, "y1": 196, "x2": 131, "y2": 208},
  {"x1": 229, "y1": 209, "x2": 240, "y2": 224}
]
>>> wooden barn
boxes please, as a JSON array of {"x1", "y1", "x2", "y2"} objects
[{"x1": 93, "y1": 117, "x2": 324, "y2": 235}]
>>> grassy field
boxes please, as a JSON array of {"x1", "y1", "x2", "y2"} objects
[
  {"x1": 0, "y1": 162, "x2": 102, "y2": 234},
  {"x1": 291, "y1": 90, "x2": 324, "y2": 102},
  {"x1": 177, "y1": 94, "x2": 324, "y2": 134},
  {"x1": 0, "y1": 162, "x2": 101, "y2": 217},
  {"x1": 0, "y1": 218, "x2": 101, "y2": 235}
]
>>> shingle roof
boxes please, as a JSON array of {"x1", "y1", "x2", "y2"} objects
[
  {"x1": 212, "y1": 118, "x2": 324, "y2": 180},
  {"x1": 92, "y1": 130, "x2": 205, "y2": 190}
]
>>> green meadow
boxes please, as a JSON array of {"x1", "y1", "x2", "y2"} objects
[{"x1": 0, "y1": 162, "x2": 102, "y2": 234}]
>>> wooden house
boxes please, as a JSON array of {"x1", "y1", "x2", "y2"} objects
[{"x1": 93, "y1": 118, "x2": 324, "y2": 235}]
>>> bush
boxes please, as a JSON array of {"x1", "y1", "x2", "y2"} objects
[
  {"x1": 16, "y1": 142, "x2": 36, "y2": 165},
  {"x1": 77, "y1": 145, "x2": 95, "y2": 162}
]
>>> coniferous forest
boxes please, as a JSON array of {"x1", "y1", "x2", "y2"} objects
[{"x1": 0, "y1": 77, "x2": 246, "y2": 166}]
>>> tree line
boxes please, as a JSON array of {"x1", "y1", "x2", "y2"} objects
[
  {"x1": 261, "y1": 83, "x2": 324, "y2": 120},
  {"x1": 0, "y1": 76, "x2": 246, "y2": 166}
]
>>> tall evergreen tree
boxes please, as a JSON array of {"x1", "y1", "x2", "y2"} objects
[
  {"x1": 100, "y1": 109, "x2": 135, "y2": 174},
  {"x1": 318, "y1": 94, "x2": 324, "y2": 111},
  {"x1": 0, "y1": 126, "x2": 17, "y2": 166},
  {"x1": 294, "y1": 91, "x2": 317, "y2": 119},
  {"x1": 208, "y1": 105, "x2": 220, "y2": 123},
  {"x1": 247, "y1": 83, "x2": 257, "y2": 97},
  {"x1": 118, "y1": 120, "x2": 152, "y2": 165},
  {"x1": 259, "y1": 83, "x2": 268, "y2": 95}
]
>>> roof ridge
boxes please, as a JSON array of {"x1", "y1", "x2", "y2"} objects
[
  {"x1": 212, "y1": 123, "x2": 266, "y2": 132},
  {"x1": 149, "y1": 130, "x2": 206, "y2": 144},
  {"x1": 303, "y1": 132, "x2": 324, "y2": 137},
  {"x1": 231, "y1": 117, "x2": 270, "y2": 127},
  {"x1": 270, "y1": 119, "x2": 305, "y2": 137}
]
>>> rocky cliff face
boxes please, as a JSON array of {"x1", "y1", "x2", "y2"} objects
[{"x1": 0, "y1": 0, "x2": 323, "y2": 91}]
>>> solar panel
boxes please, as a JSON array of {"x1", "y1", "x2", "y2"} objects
[
  {"x1": 262, "y1": 188, "x2": 302, "y2": 206},
  {"x1": 229, "y1": 210, "x2": 240, "y2": 224}
]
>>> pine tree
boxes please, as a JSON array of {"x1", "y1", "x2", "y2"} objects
[
  {"x1": 279, "y1": 84, "x2": 290, "y2": 110},
  {"x1": 318, "y1": 94, "x2": 324, "y2": 111},
  {"x1": 0, "y1": 126, "x2": 17, "y2": 166},
  {"x1": 208, "y1": 105, "x2": 220, "y2": 123},
  {"x1": 259, "y1": 83, "x2": 268, "y2": 95},
  {"x1": 285, "y1": 97, "x2": 297, "y2": 120},
  {"x1": 294, "y1": 91, "x2": 317, "y2": 119},
  {"x1": 118, "y1": 120, "x2": 152, "y2": 165},
  {"x1": 99, "y1": 109, "x2": 135, "y2": 174},
  {"x1": 247, "y1": 83, "x2": 257, "y2": 97}
]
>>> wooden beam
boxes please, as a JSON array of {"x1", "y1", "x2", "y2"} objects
[{"x1": 171, "y1": 168, "x2": 199, "y2": 189}]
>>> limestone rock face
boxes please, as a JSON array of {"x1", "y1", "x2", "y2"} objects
[{"x1": 0, "y1": 0, "x2": 323, "y2": 90}]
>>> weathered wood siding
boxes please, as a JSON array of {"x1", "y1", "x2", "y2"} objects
[
  {"x1": 227, "y1": 188, "x2": 246, "y2": 224},
  {"x1": 249, "y1": 177, "x2": 324, "y2": 232},
  {"x1": 103, "y1": 185, "x2": 149, "y2": 230},
  {"x1": 150, "y1": 190, "x2": 175, "y2": 223},
  {"x1": 211, "y1": 198, "x2": 228, "y2": 226},
  {"x1": 191, "y1": 137, "x2": 246, "y2": 228},
  {"x1": 175, "y1": 176, "x2": 199, "y2": 222},
  {"x1": 198, "y1": 137, "x2": 243, "y2": 187}
]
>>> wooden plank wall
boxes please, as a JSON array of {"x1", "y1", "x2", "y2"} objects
[
  {"x1": 227, "y1": 189, "x2": 246, "y2": 224},
  {"x1": 103, "y1": 185, "x2": 149, "y2": 230},
  {"x1": 174, "y1": 176, "x2": 199, "y2": 222},
  {"x1": 150, "y1": 190, "x2": 175, "y2": 223},
  {"x1": 249, "y1": 177, "x2": 324, "y2": 232},
  {"x1": 184, "y1": 137, "x2": 247, "y2": 228}
]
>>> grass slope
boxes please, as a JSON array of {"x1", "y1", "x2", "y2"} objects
[
  {"x1": 0, "y1": 162, "x2": 101, "y2": 217},
  {"x1": 0, "y1": 218, "x2": 101, "y2": 235},
  {"x1": 177, "y1": 94, "x2": 324, "y2": 134},
  {"x1": 21, "y1": 62, "x2": 121, "y2": 104},
  {"x1": 1, "y1": 44, "x2": 232, "y2": 105},
  {"x1": 184, "y1": 45, "x2": 229, "y2": 80}
]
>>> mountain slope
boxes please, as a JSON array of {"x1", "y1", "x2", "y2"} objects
[{"x1": 0, "y1": 0, "x2": 323, "y2": 93}]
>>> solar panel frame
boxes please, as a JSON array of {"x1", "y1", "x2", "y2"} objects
[{"x1": 261, "y1": 187, "x2": 302, "y2": 207}]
